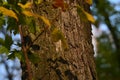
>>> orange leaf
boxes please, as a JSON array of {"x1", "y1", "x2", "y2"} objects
[{"x1": 52, "y1": 0, "x2": 67, "y2": 11}]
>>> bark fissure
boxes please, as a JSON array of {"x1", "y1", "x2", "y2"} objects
[{"x1": 21, "y1": 0, "x2": 97, "y2": 80}]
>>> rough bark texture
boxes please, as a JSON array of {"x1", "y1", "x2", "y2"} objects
[{"x1": 22, "y1": 0, "x2": 97, "y2": 80}]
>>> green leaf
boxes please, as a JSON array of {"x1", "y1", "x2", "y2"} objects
[
  {"x1": 0, "y1": 46, "x2": 9, "y2": 54},
  {"x1": 28, "y1": 51, "x2": 40, "y2": 64},
  {"x1": 77, "y1": 6, "x2": 88, "y2": 22},
  {"x1": 61, "y1": 38, "x2": 68, "y2": 51},
  {"x1": 4, "y1": 34, "x2": 13, "y2": 50},
  {"x1": 7, "y1": 17, "x2": 19, "y2": 34},
  {"x1": 8, "y1": 53, "x2": 15, "y2": 60},
  {"x1": 7, "y1": 0, "x2": 19, "y2": 5},
  {"x1": 2, "y1": 0, "x2": 8, "y2": 5},
  {"x1": 0, "y1": 38, "x2": 4, "y2": 45},
  {"x1": 26, "y1": 17, "x2": 36, "y2": 33},
  {"x1": 19, "y1": 0, "x2": 27, "y2": 4},
  {"x1": 0, "y1": 16, "x2": 5, "y2": 28},
  {"x1": 17, "y1": 13, "x2": 26, "y2": 26},
  {"x1": 36, "y1": 26, "x2": 41, "y2": 32},
  {"x1": 8, "y1": 51, "x2": 25, "y2": 62},
  {"x1": 15, "y1": 51, "x2": 22, "y2": 60},
  {"x1": 51, "y1": 28, "x2": 68, "y2": 50},
  {"x1": 15, "y1": 51, "x2": 25, "y2": 62},
  {"x1": 51, "y1": 28, "x2": 64, "y2": 42},
  {"x1": 35, "y1": 0, "x2": 43, "y2": 5},
  {"x1": 0, "y1": 1, "x2": 3, "y2": 6}
]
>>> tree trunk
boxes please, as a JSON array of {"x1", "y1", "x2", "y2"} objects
[{"x1": 22, "y1": 0, "x2": 97, "y2": 80}]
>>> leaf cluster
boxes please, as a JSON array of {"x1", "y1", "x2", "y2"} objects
[{"x1": 0, "y1": 0, "x2": 95, "y2": 72}]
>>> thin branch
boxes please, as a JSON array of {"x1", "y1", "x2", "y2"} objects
[
  {"x1": 19, "y1": 25, "x2": 32, "y2": 80},
  {"x1": 32, "y1": 30, "x2": 45, "y2": 43}
]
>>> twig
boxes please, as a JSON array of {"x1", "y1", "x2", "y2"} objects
[
  {"x1": 32, "y1": 29, "x2": 45, "y2": 43},
  {"x1": 19, "y1": 25, "x2": 32, "y2": 80}
]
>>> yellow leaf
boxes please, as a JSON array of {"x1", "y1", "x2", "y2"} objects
[
  {"x1": 77, "y1": 5, "x2": 95, "y2": 23},
  {"x1": 22, "y1": 9, "x2": 51, "y2": 27},
  {"x1": 0, "y1": 7, "x2": 18, "y2": 21},
  {"x1": 51, "y1": 28, "x2": 61, "y2": 42},
  {"x1": 35, "y1": 0, "x2": 43, "y2": 4},
  {"x1": 18, "y1": 2, "x2": 32, "y2": 9},
  {"x1": 22, "y1": 10, "x2": 51, "y2": 27},
  {"x1": 39, "y1": 16, "x2": 51, "y2": 28},
  {"x1": 38, "y1": 0, "x2": 43, "y2": 4},
  {"x1": 85, "y1": 0, "x2": 92, "y2": 5},
  {"x1": 51, "y1": 28, "x2": 68, "y2": 50},
  {"x1": 22, "y1": 10, "x2": 34, "y2": 17},
  {"x1": 84, "y1": 11, "x2": 95, "y2": 23}
]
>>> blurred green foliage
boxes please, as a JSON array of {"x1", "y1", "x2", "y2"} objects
[{"x1": 92, "y1": 0, "x2": 120, "y2": 80}]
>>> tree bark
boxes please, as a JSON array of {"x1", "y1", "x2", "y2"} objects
[{"x1": 22, "y1": 0, "x2": 97, "y2": 80}]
